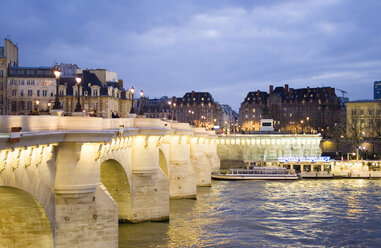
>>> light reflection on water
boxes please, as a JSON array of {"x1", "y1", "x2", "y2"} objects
[{"x1": 119, "y1": 180, "x2": 381, "y2": 247}]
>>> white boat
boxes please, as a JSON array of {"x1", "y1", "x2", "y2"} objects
[{"x1": 212, "y1": 167, "x2": 298, "y2": 180}]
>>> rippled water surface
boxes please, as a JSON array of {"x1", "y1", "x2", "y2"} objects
[{"x1": 119, "y1": 180, "x2": 381, "y2": 247}]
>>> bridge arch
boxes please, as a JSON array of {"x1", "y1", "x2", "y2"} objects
[
  {"x1": 0, "y1": 186, "x2": 54, "y2": 248},
  {"x1": 159, "y1": 149, "x2": 169, "y2": 178},
  {"x1": 100, "y1": 159, "x2": 133, "y2": 222}
]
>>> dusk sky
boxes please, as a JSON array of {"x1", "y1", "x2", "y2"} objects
[{"x1": 1, "y1": 0, "x2": 380, "y2": 111}]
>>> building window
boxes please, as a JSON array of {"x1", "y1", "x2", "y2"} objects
[
  {"x1": 28, "y1": 90, "x2": 33, "y2": 96},
  {"x1": 0, "y1": 70, "x2": 3, "y2": 77},
  {"x1": 369, "y1": 120, "x2": 373, "y2": 128},
  {"x1": 37, "y1": 90, "x2": 40, "y2": 97},
  {"x1": 11, "y1": 101, "x2": 17, "y2": 111},
  {"x1": 59, "y1": 90, "x2": 64, "y2": 97},
  {"x1": 360, "y1": 119, "x2": 365, "y2": 128},
  {"x1": 42, "y1": 90, "x2": 47, "y2": 97},
  {"x1": 19, "y1": 101, "x2": 25, "y2": 110},
  {"x1": 20, "y1": 90, "x2": 24, "y2": 97},
  {"x1": 92, "y1": 89, "x2": 98, "y2": 96},
  {"x1": 352, "y1": 109, "x2": 357, "y2": 116},
  {"x1": 359, "y1": 109, "x2": 364, "y2": 115},
  {"x1": 369, "y1": 109, "x2": 373, "y2": 115},
  {"x1": 27, "y1": 101, "x2": 32, "y2": 110},
  {"x1": 12, "y1": 89, "x2": 17, "y2": 96}
]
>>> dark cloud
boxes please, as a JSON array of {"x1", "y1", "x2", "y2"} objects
[{"x1": 1, "y1": 0, "x2": 380, "y2": 110}]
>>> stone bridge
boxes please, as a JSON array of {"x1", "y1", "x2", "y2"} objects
[{"x1": 0, "y1": 116, "x2": 220, "y2": 248}]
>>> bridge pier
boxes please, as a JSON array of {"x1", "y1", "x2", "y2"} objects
[
  {"x1": 191, "y1": 138, "x2": 212, "y2": 187},
  {"x1": 130, "y1": 136, "x2": 169, "y2": 223},
  {"x1": 168, "y1": 135, "x2": 196, "y2": 199},
  {"x1": 54, "y1": 142, "x2": 118, "y2": 248}
]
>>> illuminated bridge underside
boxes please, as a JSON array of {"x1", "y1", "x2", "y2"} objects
[
  {"x1": 217, "y1": 134, "x2": 322, "y2": 169},
  {"x1": 0, "y1": 116, "x2": 220, "y2": 248}
]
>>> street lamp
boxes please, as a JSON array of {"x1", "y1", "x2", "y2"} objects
[
  {"x1": 52, "y1": 65, "x2": 61, "y2": 109},
  {"x1": 300, "y1": 120, "x2": 304, "y2": 133},
  {"x1": 168, "y1": 101, "x2": 172, "y2": 120},
  {"x1": 173, "y1": 102, "x2": 176, "y2": 120},
  {"x1": 139, "y1": 90, "x2": 144, "y2": 115},
  {"x1": 129, "y1": 86, "x2": 135, "y2": 113},
  {"x1": 35, "y1": 100, "x2": 40, "y2": 115},
  {"x1": 306, "y1": 117, "x2": 310, "y2": 133},
  {"x1": 47, "y1": 102, "x2": 51, "y2": 112},
  {"x1": 74, "y1": 75, "x2": 82, "y2": 112}
]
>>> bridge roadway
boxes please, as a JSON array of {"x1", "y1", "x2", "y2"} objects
[{"x1": 0, "y1": 116, "x2": 220, "y2": 248}]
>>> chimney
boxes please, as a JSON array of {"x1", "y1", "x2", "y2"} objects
[
  {"x1": 269, "y1": 85, "x2": 273, "y2": 94},
  {"x1": 285, "y1": 84, "x2": 289, "y2": 93},
  {"x1": 118, "y1": 79, "x2": 123, "y2": 88}
]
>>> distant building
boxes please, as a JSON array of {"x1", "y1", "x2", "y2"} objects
[
  {"x1": 374, "y1": 81, "x2": 381, "y2": 100},
  {"x1": 143, "y1": 96, "x2": 171, "y2": 119},
  {"x1": 59, "y1": 63, "x2": 79, "y2": 78},
  {"x1": 345, "y1": 100, "x2": 381, "y2": 139},
  {"x1": 7, "y1": 66, "x2": 56, "y2": 115},
  {"x1": 0, "y1": 39, "x2": 19, "y2": 114},
  {"x1": 171, "y1": 91, "x2": 223, "y2": 129},
  {"x1": 239, "y1": 84, "x2": 342, "y2": 136},
  {"x1": 141, "y1": 91, "x2": 235, "y2": 130},
  {"x1": 220, "y1": 104, "x2": 238, "y2": 133}
]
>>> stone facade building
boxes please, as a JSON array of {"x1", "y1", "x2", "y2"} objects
[
  {"x1": 59, "y1": 70, "x2": 133, "y2": 118},
  {"x1": 143, "y1": 96, "x2": 171, "y2": 119},
  {"x1": 239, "y1": 84, "x2": 342, "y2": 136},
  {"x1": 7, "y1": 66, "x2": 56, "y2": 115},
  {"x1": 142, "y1": 92, "x2": 236, "y2": 130},
  {"x1": 345, "y1": 100, "x2": 381, "y2": 139},
  {"x1": 0, "y1": 39, "x2": 19, "y2": 115},
  {"x1": 172, "y1": 92, "x2": 223, "y2": 128}
]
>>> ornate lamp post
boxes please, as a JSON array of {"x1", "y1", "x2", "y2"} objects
[
  {"x1": 168, "y1": 101, "x2": 172, "y2": 120},
  {"x1": 47, "y1": 102, "x2": 51, "y2": 112},
  {"x1": 173, "y1": 102, "x2": 176, "y2": 120},
  {"x1": 35, "y1": 100, "x2": 40, "y2": 115},
  {"x1": 138, "y1": 90, "x2": 144, "y2": 115},
  {"x1": 74, "y1": 75, "x2": 82, "y2": 112},
  {"x1": 52, "y1": 65, "x2": 61, "y2": 109},
  {"x1": 130, "y1": 87, "x2": 135, "y2": 114},
  {"x1": 300, "y1": 120, "x2": 304, "y2": 133}
]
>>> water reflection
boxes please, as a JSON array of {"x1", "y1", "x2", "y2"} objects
[{"x1": 119, "y1": 180, "x2": 381, "y2": 247}]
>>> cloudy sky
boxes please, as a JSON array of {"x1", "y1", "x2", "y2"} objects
[{"x1": 1, "y1": 0, "x2": 380, "y2": 111}]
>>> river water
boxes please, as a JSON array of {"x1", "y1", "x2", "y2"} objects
[{"x1": 119, "y1": 180, "x2": 381, "y2": 247}]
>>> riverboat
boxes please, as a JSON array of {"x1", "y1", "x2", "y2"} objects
[{"x1": 212, "y1": 167, "x2": 298, "y2": 180}]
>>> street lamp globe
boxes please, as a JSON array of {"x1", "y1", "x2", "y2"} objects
[
  {"x1": 75, "y1": 76, "x2": 82, "y2": 84},
  {"x1": 140, "y1": 90, "x2": 144, "y2": 97},
  {"x1": 52, "y1": 65, "x2": 62, "y2": 110},
  {"x1": 53, "y1": 66, "x2": 61, "y2": 79}
]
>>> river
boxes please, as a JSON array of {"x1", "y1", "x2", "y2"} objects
[{"x1": 119, "y1": 179, "x2": 381, "y2": 247}]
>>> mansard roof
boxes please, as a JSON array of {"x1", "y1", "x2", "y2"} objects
[
  {"x1": 242, "y1": 86, "x2": 339, "y2": 105},
  {"x1": 182, "y1": 91, "x2": 215, "y2": 104},
  {"x1": 59, "y1": 70, "x2": 126, "y2": 98}
]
